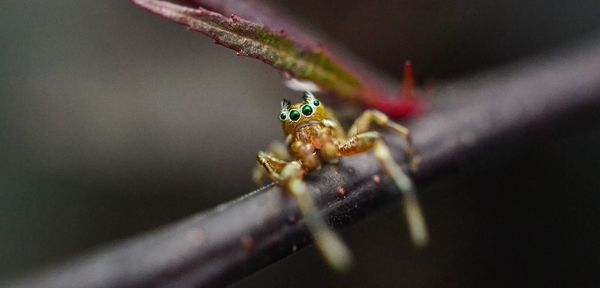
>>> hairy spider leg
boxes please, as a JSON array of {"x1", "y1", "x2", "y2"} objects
[
  {"x1": 253, "y1": 141, "x2": 290, "y2": 185},
  {"x1": 348, "y1": 110, "x2": 420, "y2": 171},
  {"x1": 255, "y1": 151, "x2": 288, "y2": 182},
  {"x1": 256, "y1": 155, "x2": 353, "y2": 272},
  {"x1": 338, "y1": 131, "x2": 428, "y2": 247}
]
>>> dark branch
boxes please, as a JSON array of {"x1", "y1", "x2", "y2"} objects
[{"x1": 4, "y1": 39, "x2": 600, "y2": 288}]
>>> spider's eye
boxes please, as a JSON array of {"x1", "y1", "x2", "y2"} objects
[
  {"x1": 313, "y1": 100, "x2": 320, "y2": 107},
  {"x1": 301, "y1": 105, "x2": 314, "y2": 116},
  {"x1": 289, "y1": 110, "x2": 301, "y2": 121},
  {"x1": 279, "y1": 113, "x2": 287, "y2": 121}
]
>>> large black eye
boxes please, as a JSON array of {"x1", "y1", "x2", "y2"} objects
[
  {"x1": 301, "y1": 105, "x2": 313, "y2": 116},
  {"x1": 289, "y1": 110, "x2": 301, "y2": 121},
  {"x1": 279, "y1": 113, "x2": 286, "y2": 121}
]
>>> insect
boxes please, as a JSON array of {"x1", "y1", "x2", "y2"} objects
[{"x1": 253, "y1": 91, "x2": 428, "y2": 271}]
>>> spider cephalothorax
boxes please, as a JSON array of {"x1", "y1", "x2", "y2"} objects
[
  {"x1": 253, "y1": 91, "x2": 427, "y2": 272},
  {"x1": 279, "y1": 91, "x2": 329, "y2": 135}
]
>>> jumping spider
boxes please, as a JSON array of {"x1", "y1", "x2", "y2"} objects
[{"x1": 253, "y1": 91, "x2": 428, "y2": 271}]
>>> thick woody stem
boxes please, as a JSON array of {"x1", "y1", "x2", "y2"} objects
[{"x1": 3, "y1": 38, "x2": 600, "y2": 288}]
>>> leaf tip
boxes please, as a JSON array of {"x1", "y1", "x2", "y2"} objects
[{"x1": 364, "y1": 97, "x2": 426, "y2": 119}]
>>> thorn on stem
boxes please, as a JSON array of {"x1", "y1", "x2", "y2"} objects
[
  {"x1": 373, "y1": 175, "x2": 381, "y2": 184},
  {"x1": 311, "y1": 42, "x2": 326, "y2": 54},
  {"x1": 402, "y1": 60, "x2": 416, "y2": 100},
  {"x1": 241, "y1": 235, "x2": 256, "y2": 251},
  {"x1": 338, "y1": 187, "x2": 347, "y2": 198}
]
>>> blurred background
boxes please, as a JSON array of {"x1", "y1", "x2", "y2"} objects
[{"x1": 0, "y1": 0, "x2": 599, "y2": 287}]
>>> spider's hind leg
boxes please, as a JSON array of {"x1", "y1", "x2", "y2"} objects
[{"x1": 338, "y1": 132, "x2": 428, "y2": 247}]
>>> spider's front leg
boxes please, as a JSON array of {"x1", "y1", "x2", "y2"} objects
[
  {"x1": 255, "y1": 154, "x2": 353, "y2": 272},
  {"x1": 348, "y1": 109, "x2": 420, "y2": 171},
  {"x1": 253, "y1": 141, "x2": 291, "y2": 185},
  {"x1": 338, "y1": 131, "x2": 429, "y2": 247}
]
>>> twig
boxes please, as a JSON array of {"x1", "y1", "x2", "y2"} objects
[{"x1": 4, "y1": 38, "x2": 600, "y2": 288}]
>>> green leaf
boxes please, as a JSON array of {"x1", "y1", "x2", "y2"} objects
[{"x1": 132, "y1": 0, "x2": 362, "y2": 100}]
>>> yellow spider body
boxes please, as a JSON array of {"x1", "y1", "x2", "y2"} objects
[
  {"x1": 280, "y1": 96, "x2": 344, "y2": 172},
  {"x1": 254, "y1": 91, "x2": 427, "y2": 271}
]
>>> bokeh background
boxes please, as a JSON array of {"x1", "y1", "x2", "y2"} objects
[{"x1": 1, "y1": 1, "x2": 599, "y2": 287}]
